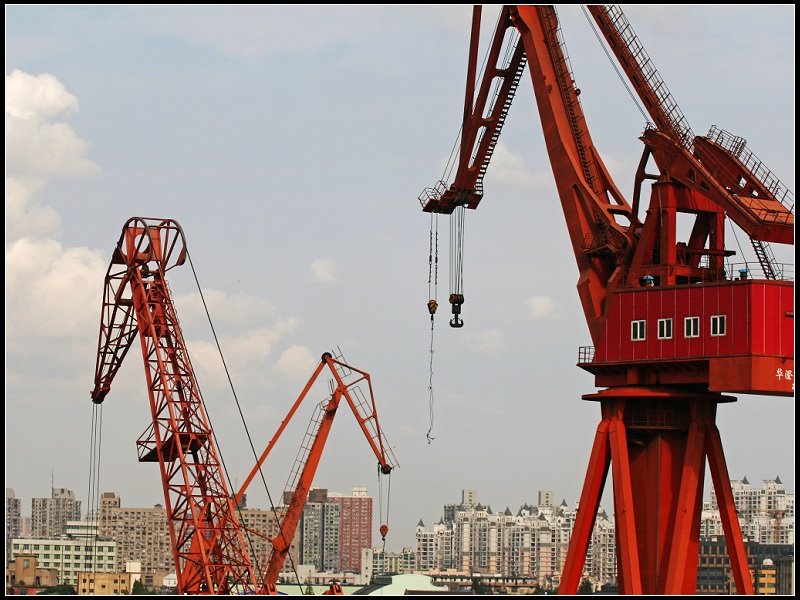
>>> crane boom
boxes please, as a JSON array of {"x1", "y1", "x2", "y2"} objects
[
  {"x1": 587, "y1": 5, "x2": 794, "y2": 245},
  {"x1": 91, "y1": 217, "x2": 257, "y2": 594},
  {"x1": 512, "y1": 5, "x2": 636, "y2": 343},
  {"x1": 422, "y1": 5, "x2": 636, "y2": 343},
  {"x1": 238, "y1": 353, "x2": 397, "y2": 589}
]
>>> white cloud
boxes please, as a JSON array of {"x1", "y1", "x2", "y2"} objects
[
  {"x1": 274, "y1": 345, "x2": 317, "y2": 380},
  {"x1": 5, "y1": 70, "x2": 99, "y2": 242},
  {"x1": 5, "y1": 69, "x2": 78, "y2": 120},
  {"x1": 5, "y1": 238, "x2": 107, "y2": 338},
  {"x1": 5, "y1": 176, "x2": 61, "y2": 240},
  {"x1": 188, "y1": 320, "x2": 299, "y2": 389},
  {"x1": 526, "y1": 295, "x2": 560, "y2": 320},
  {"x1": 467, "y1": 328, "x2": 503, "y2": 354},
  {"x1": 174, "y1": 289, "x2": 277, "y2": 328},
  {"x1": 484, "y1": 143, "x2": 550, "y2": 190},
  {"x1": 310, "y1": 258, "x2": 338, "y2": 283},
  {"x1": 5, "y1": 71, "x2": 99, "y2": 179}
]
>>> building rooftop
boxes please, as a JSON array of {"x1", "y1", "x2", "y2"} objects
[{"x1": 353, "y1": 574, "x2": 448, "y2": 596}]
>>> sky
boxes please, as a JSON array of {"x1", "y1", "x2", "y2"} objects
[{"x1": 5, "y1": 5, "x2": 795, "y2": 553}]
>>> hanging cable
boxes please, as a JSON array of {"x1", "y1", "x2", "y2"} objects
[
  {"x1": 92, "y1": 405, "x2": 103, "y2": 585},
  {"x1": 385, "y1": 472, "x2": 392, "y2": 551},
  {"x1": 728, "y1": 220, "x2": 748, "y2": 277},
  {"x1": 85, "y1": 403, "x2": 96, "y2": 540},
  {"x1": 449, "y1": 205, "x2": 466, "y2": 328},
  {"x1": 427, "y1": 324, "x2": 436, "y2": 444},
  {"x1": 426, "y1": 214, "x2": 439, "y2": 443},
  {"x1": 85, "y1": 400, "x2": 103, "y2": 593},
  {"x1": 187, "y1": 250, "x2": 304, "y2": 594},
  {"x1": 377, "y1": 469, "x2": 392, "y2": 552}
]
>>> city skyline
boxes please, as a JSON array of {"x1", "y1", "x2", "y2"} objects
[
  {"x1": 7, "y1": 475, "x2": 793, "y2": 554},
  {"x1": 5, "y1": 5, "x2": 795, "y2": 554},
  {"x1": 8, "y1": 478, "x2": 792, "y2": 593}
]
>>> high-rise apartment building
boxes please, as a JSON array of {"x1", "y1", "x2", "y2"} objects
[
  {"x1": 300, "y1": 489, "x2": 340, "y2": 572},
  {"x1": 443, "y1": 489, "x2": 478, "y2": 525},
  {"x1": 20, "y1": 517, "x2": 33, "y2": 537},
  {"x1": 708, "y1": 477, "x2": 795, "y2": 545},
  {"x1": 6, "y1": 488, "x2": 22, "y2": 552},
  {"x1": 416, "y1": 490, "x2": 615, "y2": 590},
  {"x1": 97, "y1": 491, "x2": 298, "y2": 582},
  {"x1": 329, "y1": 487, "x2": 372, "y2": 573},
  {"x1": 31, "y1": 488, "x2": 81, "y2": 538},
  {"x1": 97, "y1": 492, "x2": 172, "y2": 577},
  {"x1": 237, "y1": 505, "x2": 297, "y2": 576},
  {"x1": 417, "y1": 482, "x2": 792, "y2": 592}
]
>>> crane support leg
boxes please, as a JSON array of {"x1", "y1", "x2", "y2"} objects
[
  {"x1": 663, "y1": 402, "x2": 707, "y2": 593},
  {"x1": 607, "y1": 400, "x2": 643, "y2": 595},
  {"x1": 560, "y1": 388, "x2": 753, "y2": 595},
  {"x1": 707, "y1": 421, "x2": 754, "y2": 594},
  {"x1": 558, "y1": 411, "x2": 611, "y2": 593}
]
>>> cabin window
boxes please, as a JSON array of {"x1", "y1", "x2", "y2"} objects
[
  {"x1": 711, "y1": 314, "x2": 726, "y2": 336},
  {"x1": 657, "y1": 318, "x2": 673, "y2": 339},
  {"x1": 631, "y1": 320, "x2": 646, "y2": 341},
  {"x1": 684, "y1": 316, "x2": 700, "y2": 338}
]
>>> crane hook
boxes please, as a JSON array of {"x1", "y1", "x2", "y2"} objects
[{"x1": 449, "y1": 293, "x2": 464, "y2": 328}]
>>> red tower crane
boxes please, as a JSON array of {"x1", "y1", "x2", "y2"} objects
[
  {"x1": 420, "y1": 5, "x2": 793, "y2": 595},
  {"x1": 91, "y1": 217, "x2": 397, "y2": 594}
]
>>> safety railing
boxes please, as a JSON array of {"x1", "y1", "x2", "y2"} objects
[{"x1": 706, "y1": 125, "x2": 795, "y2": 214}]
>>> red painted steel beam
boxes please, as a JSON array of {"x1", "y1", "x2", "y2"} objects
[
  {"x1": 607, "y1": 400, "x2": 643, "y2": 594},
  {"x1": 706, "y1": 421, "x2": 754, "y2": 594},
  {"x1": 662, "y1": 402, "x2": 707, "y2": 593},
  {"x1": 558, "y1": 410, "x2": 611, "y2": 594}
]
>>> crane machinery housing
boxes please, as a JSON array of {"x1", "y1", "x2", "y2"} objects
[
  {"x1": 420, "y1": 5, "x2": 793, "y2": 595},
  {"x1": 91, "y1": 217, "x2": 397, "y2": 594}
]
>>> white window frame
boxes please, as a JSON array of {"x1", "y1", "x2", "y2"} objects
[
  {"x1": 684, "y1": 316, "x2": 700, "y2": 338},
  {"x1": 631, "y1": 319, "x2": 646, "y2": 341},
  {"x1": 657, "y1": 318, "x2": 673, "y2": 340},
  {"x1": 710, "y1": 314, "x2": 727, "y2": 337}
]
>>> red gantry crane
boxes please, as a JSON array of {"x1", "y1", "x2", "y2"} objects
[
  {"x1": 92, "y1": 217, "x2": 396, "y2": 594},
  {"x1": 420, "y1": 5, "x2": 793, "y2": 595}
]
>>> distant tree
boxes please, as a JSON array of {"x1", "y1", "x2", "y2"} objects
[
  {"x1": 132, "y1": 580, "x2": 148, "y2": 595},
  {"x1": 577, "y1": 578, "x2": 594, "y2": 594},
  {"x1": 39, "y1": 584, "x2": 77, "y2": 595},
  {"x1": 304, "y1": 579, "x2": 315, "y2": 595},
  {"x1": 471, "y1": 577, "x2": 493, "y2": 594}
]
